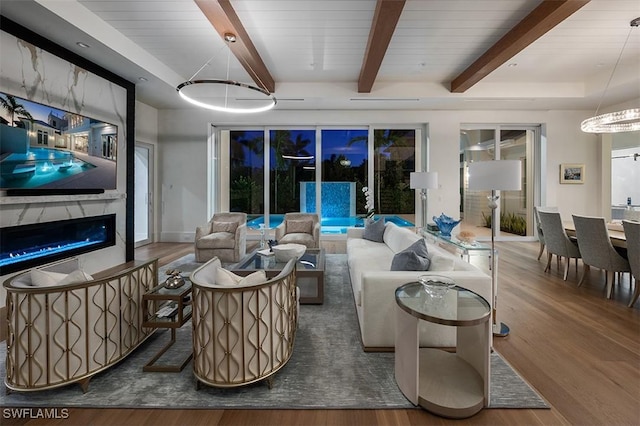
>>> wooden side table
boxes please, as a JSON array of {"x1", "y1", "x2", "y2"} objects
[
  {"x1": 142, "y1": 277, "x2": 193, "y2": 372},
  {"x1": 395, "y1": 281, "x2": 491, "y2": 418}
]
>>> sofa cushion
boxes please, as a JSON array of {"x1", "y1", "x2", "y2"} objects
[
  {"x1": 391, "y1": 239, "x2": 431, "y2": 271},
  {"x1": 217, "y1": 268, "x2": 267, "y2": 286},
  {"x1": 286, "y1": 219, "x2": 313, "y2": 235},
  {"x1": 428, "y1": 254, "x2": 456, "y2": 271},
  {"x1": 363, "y1": 218, "x2": 385, "y2": 242},
  {"x1": 383, "y1": 222, "x2": 422, "y2": 253},
  {"x1": 280, "y1": 233, "x2": 315, "y2": 246},
  {"x1": 211, "y1": 221, "x2": 239, "y2": 234},
  {"x1": 197, "y1": 232, "x2": 236, "y2": 249}
]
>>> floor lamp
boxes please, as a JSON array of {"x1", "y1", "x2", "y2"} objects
[
  {"x1": 467, "y1": 160, "x2": 521, "y2": 337},
  {"x1": 410, "y1": 171, "x2": 438, "y2": 231}
]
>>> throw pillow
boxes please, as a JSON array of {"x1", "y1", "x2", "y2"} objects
[
  {"x1": 216, "y1": 268, "x2": 267, "y2": 286},
  {"x1": 58, "y1": 270, "x2": 94, "y2": 286},
  {"x1": 391, "y1": 251, "x2": 430, "y2": 271},
  {"x1": 363, "y1": 218, "x2": 385, "y2": 242},
  {"x1": 428, "y1": 254, "x2": 455, "y2": 271},
  {"x1": 211, "y1": 221, "x2": 239, "y2": 234},
  {"x1": 30, "y1": 269, "x2": 67, "y2": 287},
  {"x1": 390, "y1": 239, "x2": 431, "y2": 271},
  {"x1": 31, "y1": 269, "x2": 94, "y2": 287},
  {"x1": 286, "y1": 219, "x2": 313, "y2": 235}
]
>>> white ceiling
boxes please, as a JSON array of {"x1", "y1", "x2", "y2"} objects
[{"x1": 1, "y1": 0, "x2": 639, "y2": 112}]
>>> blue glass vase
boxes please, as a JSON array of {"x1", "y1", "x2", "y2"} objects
[{"x1": 432, "y1": 213, "x2": 461, "y2": 237}]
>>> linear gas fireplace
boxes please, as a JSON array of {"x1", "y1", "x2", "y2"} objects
[{"x1": 0, "y1": 214, "x2": 116, "y2": 276}]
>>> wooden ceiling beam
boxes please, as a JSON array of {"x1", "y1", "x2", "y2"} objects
[
  {"x1": 358, "y1": 0, "x2": 406, "y2": 93},
  {"x1": 195, "y1": 0, "x2": 275, "y2": 93},
  {"x1": 450, "y1": 0, "x2": 590, "y2": 93}
]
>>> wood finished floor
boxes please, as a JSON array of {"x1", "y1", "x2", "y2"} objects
[{"x1": 3, "y1": 241, "x2": 639, "y2": 426}]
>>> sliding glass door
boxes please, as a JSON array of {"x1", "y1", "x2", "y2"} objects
[
  {"x1": 218, "y1": 126, "x2": 419, "y2": 232},
  {"x1": 461, "y1": 125, "x2": 538, "y2": 239}
]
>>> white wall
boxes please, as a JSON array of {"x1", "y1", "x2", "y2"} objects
[{"x1": 157, "y1": 107, "x2": 602, "y2": 241}]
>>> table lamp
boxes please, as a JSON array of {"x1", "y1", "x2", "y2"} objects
[
  {"x1": 467, "y1": 160, "x2": 521, "y2": 337},
  {"x1": 410, "y1": 171, "x2": 438, "y2": 231}
]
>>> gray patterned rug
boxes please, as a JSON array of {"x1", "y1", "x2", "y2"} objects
[{"x1": 0, "y1": 254, "x2": 548, "y2": 410}]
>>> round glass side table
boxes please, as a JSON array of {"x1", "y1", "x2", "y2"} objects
[{"x1": 394, "y1": 281, "x2": 491, "y2": 419}]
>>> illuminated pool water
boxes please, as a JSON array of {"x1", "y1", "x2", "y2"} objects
[
  {"x1": 247, "y1": 215, "x2": 414, "y2": 234},
  {"x1": 0, "y1": 147, "x2": 95, "y2": 188}
]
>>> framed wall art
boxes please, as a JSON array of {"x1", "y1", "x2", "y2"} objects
[{"x1": 560, "y1": 163, "x2": 585, "y2": 184}]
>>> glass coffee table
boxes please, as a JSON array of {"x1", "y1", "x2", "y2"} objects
[{"x1": 232, "y1": 248, "x2": 325, "y2": 304}]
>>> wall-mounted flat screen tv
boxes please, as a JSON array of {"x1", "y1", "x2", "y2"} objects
[{"x1": 0, "y1": 91, "x2": 117, "y2": 193}]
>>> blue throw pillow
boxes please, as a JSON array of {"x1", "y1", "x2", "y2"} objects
[
  {"x1": 390, "y1": 239, "x2": 431, "y2": 271},
  {"x1": 363, "y1": 218, "x2": 385, "y2": 242}
]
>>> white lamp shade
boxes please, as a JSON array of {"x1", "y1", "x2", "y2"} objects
[
  {"x1": 410, "y1": 171, "x2": 438, "y2": 189},
  {"x1": 468, "y1": 160, "x2": 522, "y2": 191}
]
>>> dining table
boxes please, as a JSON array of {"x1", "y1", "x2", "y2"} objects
[{"x1": 564, "y1": 221, "x2": 627, "y2": 249}]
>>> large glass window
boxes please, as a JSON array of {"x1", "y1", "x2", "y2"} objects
[
  {"x1": 373, "y1": 129, "x2": 415, "y2": 215},
  {"x1": 229, "y1": 130, "x2": 264, "y2": 217},
  {"x1": 269, "y1": 130, "x2": 315, "y2": 215},
  {"x1": 222, "y1": 126, "x2": 418, "y2": 233},
  {"x1": 321, "y1": 129, "x2": 367, "y2": 218}
]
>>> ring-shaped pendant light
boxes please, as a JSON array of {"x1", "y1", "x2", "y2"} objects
[{"x1": 176, "y1": 33, "x2": 276, "y2": 114}]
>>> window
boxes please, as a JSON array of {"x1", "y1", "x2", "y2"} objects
[{"x1": 221, "y1": 126, "x2": 419, "y2": 232}]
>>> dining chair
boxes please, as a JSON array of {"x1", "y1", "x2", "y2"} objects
[
  {"x1": 538, "y1": 210, "x2": 581, "y2": 280},
  {"x1": 622, "y1": 220, "x2": 640, "y2": 307},
  {"x1": 534, "y1": 206, "x2": 559, "y2": 261},
  {"x1": 572, "y1": 215, "x2": 631, "y2": 299}
]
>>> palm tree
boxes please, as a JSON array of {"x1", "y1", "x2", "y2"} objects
[
  {"x1": 348, "y1": 130, "x2": 406, "y2": 213},
  {"x1": 0, "y1": 94, "x2": 33, "y2": 126}
]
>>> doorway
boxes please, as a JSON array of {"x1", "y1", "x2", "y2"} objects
[
  {"x1": 460, "y1": 125, "x2": 539, "y2": 239},
  {"x1": 135, "y1": 142, "x2": 154, "y2": 247}
]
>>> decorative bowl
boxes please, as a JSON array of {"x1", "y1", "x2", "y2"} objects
[
  {"x1": 272, "y1": 243, "x2": 306, "y2": 263},
  {"x1": 432, "y1": 213, "x2": 461, "y2": 237},
  {"x1": 419, "y1": 275, "x2": 456, "y2": 300},
  {"x1": 456, "y1": 230, "x2": 477, "y2": 244}
]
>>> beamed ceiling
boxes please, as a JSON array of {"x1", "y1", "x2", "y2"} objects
[{"x1": 1, "y1": 0, "x2": 639, "y2": 112}]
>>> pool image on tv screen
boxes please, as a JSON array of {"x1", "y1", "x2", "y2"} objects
[{"x1": 0, "y1": 92, "x2": 117, "y2": 191}]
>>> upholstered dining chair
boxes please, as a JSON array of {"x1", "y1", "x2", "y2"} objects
[
  {"x1": 572, "y1": 215, "x2": 631, "y2": 299},
  {"x1": 622, "y1": 220, "x2": 640, "y2": 307},
  {"x1": 538, "y1": 210, "x2": 581, "y2": 281},
  {"x1": 195, "y1": 212, "x2": 247, "y2": 263},
  {"x1": 534, "y1": 206, "x2": 559, "y2": 261},
  {"x1": 275, "y1": 212, "x2": 320, "y2": 249},
  {"x1": 190, "y1": 256, "x2": 298, "y2": 389}
]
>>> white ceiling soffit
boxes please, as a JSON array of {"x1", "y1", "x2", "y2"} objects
[{"x1": 1, "y1": 0, "x2": 638, "y2": 111}]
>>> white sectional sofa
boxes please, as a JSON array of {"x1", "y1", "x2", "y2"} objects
[{"x1": 346, "y1": 222, "x2": 492, "y2": 351}]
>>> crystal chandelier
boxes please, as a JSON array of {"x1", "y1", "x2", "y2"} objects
[
  {"x1": 581, "y1": 18, "x2": 640, "y2": 133},
  {"x1": 176, "y1": 33, "x2": 276, "y2": 114}
]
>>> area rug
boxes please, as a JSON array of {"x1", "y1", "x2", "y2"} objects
[{"x1": 0, "y1": 254, "x2": 548, "y2": 410}]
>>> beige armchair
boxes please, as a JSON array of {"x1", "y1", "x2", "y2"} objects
[
  {"x1": 275, "y1": 212, "x2": 320, "y2": 248},
  {"x1": 195, "y1": 212, "x2": 247, "y2": 263},
  {"x1": 190, "y1": 256, "x2": 298, "y2": 389}
]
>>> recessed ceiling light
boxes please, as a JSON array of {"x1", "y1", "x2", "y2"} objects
[
  {"x1": 507, "y1": 63, "x2": 518, "y2": 67},
  {"x1": 138, "y1": 77, "x2": 148, "y2": 82},
  {"x1": 76, "y1": 42, "x2": 90, "y2": 48}
]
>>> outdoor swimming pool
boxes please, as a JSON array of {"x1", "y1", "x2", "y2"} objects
[
  {"x1": 247, "y1": 215, "x2": 414, "y2": 234},
  {"x1": 0, "y1": 147, "x2": 95, "y2": 188}
]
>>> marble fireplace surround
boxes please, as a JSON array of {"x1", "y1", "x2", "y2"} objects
[{"x1": 0, "y1": 18, "x2": 135, "y2": 316}]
